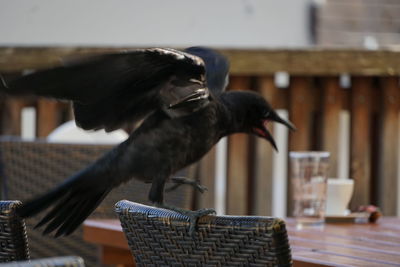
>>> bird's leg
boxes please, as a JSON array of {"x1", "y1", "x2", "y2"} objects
[
  {"x1": 148, "y1": 177, "x2": 166, "y2": 206},
  {"x1": 150, "y1": 177, "x2": 215, "y2": 236},
  {"x1": 155, "y1": 203, "x2": 216, "y2": 236},
  {"x1": 166, "y1": 176, "x2": 208, "y2": 193}
]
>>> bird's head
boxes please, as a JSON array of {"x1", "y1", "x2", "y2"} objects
[
  {"x1": 184, "y1": 47, "x2": 230, "y2": 93},
  {"x1": 222, "y1": 91, "x2": 296, "y2": 151}
]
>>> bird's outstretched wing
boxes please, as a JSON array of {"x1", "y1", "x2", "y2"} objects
[
  {"x1": 1, "y1": 48, "x2": 210, "y2": 131},
  {"x1": 184, "y1": 47, "x2": 229, "y2": 95}
]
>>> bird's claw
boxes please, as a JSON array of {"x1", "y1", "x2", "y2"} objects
[
  {"x1": 184, "y1": 208, "x2": 216, "y2": 236},
  {"x1": 195, "y1": 183, "x2": 208, "y2": 194},
  {"x1": 166, "y1": 177, "x2": 208, "y2": 194},
  {"x1": 156, "y1": 204, "x2": 215, "y2": 236}
]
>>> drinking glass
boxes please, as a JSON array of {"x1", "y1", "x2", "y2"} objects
[{"x1": 289, "y1": 151, "x2": 330, "y2": 226}]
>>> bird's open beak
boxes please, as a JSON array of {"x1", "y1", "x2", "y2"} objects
[
  {"x1": 254, "y1": 111, "x2": 296, "y2": 151},
  {"x1": 269, "y1": 111, "x2": 296, "y2": 131}
]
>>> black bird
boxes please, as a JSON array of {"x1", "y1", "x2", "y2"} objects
[{"x1": 0, "y1": 47, "x2": 295, "y2": 236}]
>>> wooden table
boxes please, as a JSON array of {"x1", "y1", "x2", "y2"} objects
[{"x1": 83, "y1": 217, "x2": 400, "y2": 267}]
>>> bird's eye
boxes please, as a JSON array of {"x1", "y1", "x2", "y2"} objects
[{"x1": 263, "y1": 111, "x2": 270, "y2": 118}]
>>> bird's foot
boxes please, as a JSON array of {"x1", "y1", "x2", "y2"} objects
[
  {"x1": 156, "y1": 203, "x2": 215, "y2": 236},
  {"x1": 166, "y1": 176, "x2": 208, "y2": 193}
]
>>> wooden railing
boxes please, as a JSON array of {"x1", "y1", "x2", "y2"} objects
[{"x1": 1, "y1": 47, "x2": 399, "y2": 216}]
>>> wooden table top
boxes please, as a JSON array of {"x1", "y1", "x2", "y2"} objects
[
  {"x1": 83, "y1": 217, "x2": 400, "y2": 267},
  {"x1": 286, "y1": 217, "x2": 400, "y2": 266}
]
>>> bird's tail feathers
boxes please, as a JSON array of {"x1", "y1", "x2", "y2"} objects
[
  {"x1": 17, "y1": 170, "x2": 112, "y2": 237},
  {"x1": 17, "y1": 185, "x2": 68, "y2": 218}
]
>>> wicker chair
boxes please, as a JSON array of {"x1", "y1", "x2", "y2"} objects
[
  {"x1": 0, "y1": 137, "x2": 193, "y2": 266},
  {"x1": 115, "y1": 200, "x2": 293, "y2": 267},
  {"x1": 0, "y1": 201, "x2": 29, "y2": 262},
  {"x1": 0, "y1": 256, "x2": 85, "y2": 267},
  {"x1": 0, "y1": 201, "x2": 84, "y2": 267}
]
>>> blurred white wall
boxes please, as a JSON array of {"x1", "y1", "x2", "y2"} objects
[{"x1": 0, "y1": 0, "x2": 312, "y2": 48}]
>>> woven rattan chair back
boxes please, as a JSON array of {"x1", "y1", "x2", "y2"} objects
[
  {"x1": 0, "y1": 201, "x2": 29, "y2": 263},
  {"x1": 0, "y1": 256, "x2": 85, "y2": 267},
  {"x1": 116, "y1": 200, "x2": 293, "y2": 267},
  {"x1": 0, "y1": 137, "x2": 193, "y2": 266}
]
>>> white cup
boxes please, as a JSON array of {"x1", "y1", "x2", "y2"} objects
[{"x1": 325, "y1": 178, "x2": 354, "y2": 216}]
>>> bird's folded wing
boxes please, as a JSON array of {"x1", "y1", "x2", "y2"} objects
[{"x1": 1, "y1": 48, "x2": 209, "y2": 131}]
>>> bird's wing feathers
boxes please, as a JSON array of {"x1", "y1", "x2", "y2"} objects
[{"x1": 2, "y1": 48, "x2": 209, "y2": 131}]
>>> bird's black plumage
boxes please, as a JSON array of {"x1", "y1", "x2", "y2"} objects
[{"x1": 0, "y1": 47, "x2": 294, "y2": 237}]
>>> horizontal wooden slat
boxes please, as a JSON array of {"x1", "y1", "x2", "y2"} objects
[
  {"x1": 223, "y1": 49, "x2": 400, "y2": 76},
  {"x1": 1, "y1": 47, "x2": 400, "y2": 75}
]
